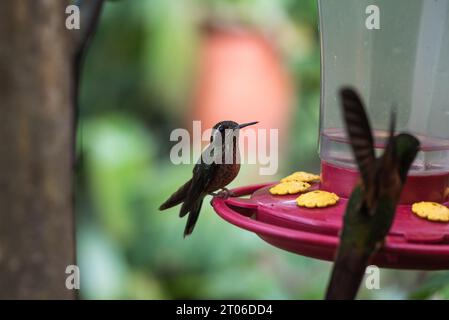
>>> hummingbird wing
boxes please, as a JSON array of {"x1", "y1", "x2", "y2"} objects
[
  {"x1": 159, "y1": 179, "x2": 192, "y2": 210},
  {"x1": 180, "y1": 155, "x2": 218, "y2": 237},
  {"x1": 392, "y1": 133, "x2": 420, "y2": 184},
  {"x1": 340, "y1": 87, "x2": 376, "y2": 193},
  {"x1": 179, "y1": 161, "x2": 217, "y2": 218}
]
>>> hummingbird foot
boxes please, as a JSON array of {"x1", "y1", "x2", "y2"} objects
[{"x1": 209, "y1": 188, "x2": 236, "y2": 199}]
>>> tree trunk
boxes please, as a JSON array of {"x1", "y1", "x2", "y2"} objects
[{"x1": 0, "y1": 0, "x2": 75, "y2": 299}]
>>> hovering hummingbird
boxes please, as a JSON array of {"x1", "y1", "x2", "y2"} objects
[
  {"x1": 159, "y1": 120, "x2": 258, "y2": 237},
  {"x1": 325, "y1": 88, "x2": 420, "y2": 300}
]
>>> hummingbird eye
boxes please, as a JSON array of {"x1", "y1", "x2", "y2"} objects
[{"x1": 218, "y1": 125, "x2": 225, "y2": 132}]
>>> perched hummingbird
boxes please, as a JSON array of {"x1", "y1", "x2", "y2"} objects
[
  {"x1": 159, "y1": 120, "x2": 258, "y2": 237},
  {"x1": 325, "y1": 88, "x2": 420, "y2": 300}
]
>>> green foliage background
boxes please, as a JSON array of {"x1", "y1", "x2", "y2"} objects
[{"x1": 76, "y1": 0, "x2": 448, "y2": 299}]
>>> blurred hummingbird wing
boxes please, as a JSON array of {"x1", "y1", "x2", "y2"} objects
[
  {"x1": 377, "y1": 109, "x2": 414, "y2": 200},
  {"x1": 393, "y1": 133, "x2": 420, "y2": 184},
  {"x1": 340, "y1": 87, "x2": 376, "y2": 189}
]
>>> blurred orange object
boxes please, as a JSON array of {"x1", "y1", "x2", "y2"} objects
[{"x1": 190, "y1": 26, "x2": 294, "y2": 151}]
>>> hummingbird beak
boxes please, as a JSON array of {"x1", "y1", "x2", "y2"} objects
[{"x1": 238, "y1": 121, "x2": 258, "y2": 129}]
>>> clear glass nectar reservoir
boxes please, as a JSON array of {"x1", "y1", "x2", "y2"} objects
[{"x1": 318, "y1": 0, "x2": 449, "y2": 174}]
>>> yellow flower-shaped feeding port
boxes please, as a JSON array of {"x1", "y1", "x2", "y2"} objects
[
  {"x1": 412, "y1": 202, "x2": 449, "y2": 222},
  {"x1": 269, "y1": 181, "x2": 311, "y2": 195},
  {"x1": 296, "y1": 190, "x2": 339, "y2": 208},
  {"x1": 281, "y1": 171, "x2": 320, "y2": 183}
]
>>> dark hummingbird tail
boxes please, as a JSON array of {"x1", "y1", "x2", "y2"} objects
[
  {"x1": 159, "y1": 178, "x2": 205, "y2": 237},
  {"x1": 183, "y1": 196, "x2": 204, "y2": 237},
  {"x1": 325, "y1": 249, "x2": 371, "y2": 300},
  {"x1": 159, "y1": 179, "x2": 192, "y2": 210}
]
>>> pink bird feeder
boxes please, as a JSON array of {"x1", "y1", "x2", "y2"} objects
[{"x1": 212, "y1": 0, "x2": 449, "y2": 270}]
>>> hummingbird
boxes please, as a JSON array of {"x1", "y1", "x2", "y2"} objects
[
  {"x1": 325, "y1": 87, "x2": 420, "y2": 300},
  {"x1": 159, "y1": 120, "x2": 258, "y2": 237}
]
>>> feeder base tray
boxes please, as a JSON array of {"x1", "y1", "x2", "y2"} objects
[{"x1": 212, "y1": 183, "x2": 449, "y2": 270}]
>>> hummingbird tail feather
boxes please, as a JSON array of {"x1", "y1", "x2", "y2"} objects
[
  {"x1": 183, "y1": 197, "x2": 204, "y2": 237},
  {"x1": 159, "y1": 179, "x2": 192, "y2": 211},
  {"x1": 325, "y1": 249, "x2": 371, "y2": 300}
]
